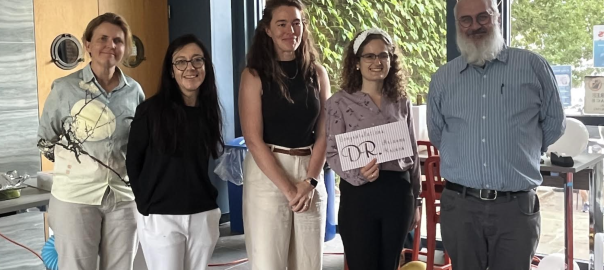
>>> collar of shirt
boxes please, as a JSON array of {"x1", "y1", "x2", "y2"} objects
[
  {"x1": 82, "y1": 63, "x2": 129, "y2": 92},
  {"x1": 456, "y1": 45, "x2": 510, "y2": 73},
  {"x1": 348, "y1": 90, "x2": 396, "y2": 109}
]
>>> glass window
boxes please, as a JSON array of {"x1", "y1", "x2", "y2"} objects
[{"x1": 511, "y1": 0, "x2": 604, "y2": 260}]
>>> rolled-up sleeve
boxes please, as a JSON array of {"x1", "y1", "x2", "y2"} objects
[{"x1": 325, "y1": 98, "x2": 365, "y2": 186}]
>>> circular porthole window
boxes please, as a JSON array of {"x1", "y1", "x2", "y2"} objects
[
  {"x1": 126, "y1": 35, "x2": 145, "y2": 68},
  {"x1": 51, "y1": 34, "x2": 83, "y2": 70}
]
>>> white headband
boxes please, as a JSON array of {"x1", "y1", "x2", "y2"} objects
[{"x1": 353, "y1": 27, "x2": 394, "y2": 54}]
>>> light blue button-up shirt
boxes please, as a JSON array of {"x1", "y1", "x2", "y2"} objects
[
  {"x1": 38, "y1": 64, "x2": 144, "y2": 205},
  {"x1": 427, "y1": 47, "x2": 565, "y2": 192}
]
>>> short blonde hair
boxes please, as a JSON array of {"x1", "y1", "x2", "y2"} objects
[{"x1": 82, "y1": 12, "x2": 133, "y2": 65}]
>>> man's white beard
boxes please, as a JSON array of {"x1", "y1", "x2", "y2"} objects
[{"x1": 457, "y1": 26, "x2": 505, "y2": 66}]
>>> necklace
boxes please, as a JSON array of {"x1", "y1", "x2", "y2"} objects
[{"x1": 285, "y1": 66, "x2": 299, "y2": 80}]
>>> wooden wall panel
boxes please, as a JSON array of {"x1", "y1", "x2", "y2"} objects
[
  {"x1": 99, "y1": 0, "x2": 169, "y2": 98},
  {"x1": 34, "y1": 0, "x2": 99, "y2": 172}
]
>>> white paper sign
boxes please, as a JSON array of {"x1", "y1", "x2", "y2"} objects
[
  {"x1": 335, "y1": 121, "x2": 413, "y2": 171},
  {"x1": 584, "y1": 76, "x2": 604, "y2": 114}
]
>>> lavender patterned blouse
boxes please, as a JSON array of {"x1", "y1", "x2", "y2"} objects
[{"x1": 325, "y1": 90, "x2": 421, "y2": 198}]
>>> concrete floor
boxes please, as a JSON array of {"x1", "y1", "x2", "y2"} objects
[
  {"x1": 0, "y1": 188, "x2": 600, "y2": 269},
  {"x1": 208, "y1": 224, "x2": 345, "y2": 270}
]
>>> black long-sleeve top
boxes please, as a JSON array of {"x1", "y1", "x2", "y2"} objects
[{"x1": 126, "y1": 97, "x2": 218, "y2": 216}]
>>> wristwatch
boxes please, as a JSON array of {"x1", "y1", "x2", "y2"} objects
[{"x1": 305, "y1": 177, "x2": 318, "y2": 188}]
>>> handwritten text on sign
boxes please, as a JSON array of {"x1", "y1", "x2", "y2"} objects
[{"x1": 335, "y1": 121, "x2": 413, "y2": 171}]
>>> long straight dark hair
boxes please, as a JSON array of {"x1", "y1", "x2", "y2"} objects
[
  {"x1": 149, "y1": 34, "x2": 224, "y2": 158},
  {"x1": 246, "y1": 0, "x2": 319, "y2": 103}
]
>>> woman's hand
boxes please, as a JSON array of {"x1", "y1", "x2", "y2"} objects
[
  {"x1": 409, "y1": 206, "x2": 421, "y2": 232},
  {"x1": 360, "y1": 158, "x2": 379, "y2": 182},
  {"x1": 289, "y1": 180, "x2": 316, "y2": 213},
  {"x1": 283, "y1": 184, "x2": 298, "y2": 203}
]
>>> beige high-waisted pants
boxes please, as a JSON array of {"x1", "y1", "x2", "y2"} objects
[{"x1": 243, "y1": 144, "x2": 327, "y2": 270}]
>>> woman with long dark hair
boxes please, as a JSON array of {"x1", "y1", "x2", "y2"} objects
[
  {"x1": 126, "y1": 34, "x2": 224, "y2": 270},
  {"x1": 238, "y1": 0, "x2": 331, "y2": 269},
  {"x1": 325, "y1": 28, "x2": 421, "y2": 270}
]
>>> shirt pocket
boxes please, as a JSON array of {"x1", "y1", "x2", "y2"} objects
[{"x1": 497, "y1": 80, "x2": 541, "y2": 123}]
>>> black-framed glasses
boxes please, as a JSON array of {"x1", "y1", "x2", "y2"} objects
[
  {"x1": 173, "y1": 57, "x2": 205, "y2": 71},
  {"x1": 360, "y1": 52, "x2": 391, "y2": 63},
  {"x1": 457, "y1": 12, "x2": 493, "y2": 28}
]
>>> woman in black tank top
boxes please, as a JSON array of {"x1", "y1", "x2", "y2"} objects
[
  {"x1": 260, "y1": 59, "x2": 320, "y2": 147},
  {"x1": 238, "y1": 1, "x2": 330, "y2": 269}
]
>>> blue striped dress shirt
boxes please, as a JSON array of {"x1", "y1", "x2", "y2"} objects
[{"x1": 427, "y1": 47, "x2": 566, "y2": 192}]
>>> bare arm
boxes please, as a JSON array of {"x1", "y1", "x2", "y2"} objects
[
  {"x1": 305, "y1": 64, "x2": 331, "y2": 181},
  {"x1": 238, "y1": 68, "x2": 296, "y2": 200}
]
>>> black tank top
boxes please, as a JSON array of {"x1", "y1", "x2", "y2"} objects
[{"x1": 261, "y1": 60, "x2": 320, "y2": 148}]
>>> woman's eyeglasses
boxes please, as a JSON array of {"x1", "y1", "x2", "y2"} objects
[
  {"x1": 360, "y1": 52, "x2": 391, "y2": 63},
  {"x1": 173, "y1": 57, "x2": 205, "y2": 71}
]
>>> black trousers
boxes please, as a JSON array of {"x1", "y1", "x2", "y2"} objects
[
  {"x1": 339, "y1": 171, "x2": 415, "y2": 270},
  {"x1": 440, "y1": 186, "x2": 541, "y2": 270}
]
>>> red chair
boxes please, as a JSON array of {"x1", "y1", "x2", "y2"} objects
[
  {"x1": 416, "y1": 156, "x2": 451, "y2": 270},
  {"x1": 407, "y1": 141, "x2": 443, "y2": 264},
  {"x1": 411, "y1": 141, "x2": 438, "y2": 256},
  {"x1": 417, "y1": 140, "x2": 439, "y2": 157}
]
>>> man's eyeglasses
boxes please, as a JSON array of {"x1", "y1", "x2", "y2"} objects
[
  {"x1": 360, "y1": 52, "x2": 391, "y2": 63},
  {"x1": 457, "y1": 12, "x2": 493, "y2": 28},
  {"x1": 173, "y1": 57, "x2": 205, "y2": 71}
]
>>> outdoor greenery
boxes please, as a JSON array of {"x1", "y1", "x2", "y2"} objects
[
  {"x1": 511, "y1": 0, "x2": 604, "y2": 86},
  {"x1": 304, "y1": 0, "x2": 603, "y2": 96},
  {"x1": 303, "y1": 0, "x2": 604, "y2": 184},
  {"x1": 303, "y1": 0, "x2": 447, "y2": 101}
]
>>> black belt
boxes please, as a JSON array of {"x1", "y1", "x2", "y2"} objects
[{"x1": 445, "y1": 181, "x2": 529, "y2": 201}]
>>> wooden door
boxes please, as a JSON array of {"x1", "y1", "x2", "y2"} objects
[
  {"x1": 99, "y1": 0, "x2": 169, "y2": 98},
  {"x1": 34, "y1": 0, "x2": 99, "y2": 172}
]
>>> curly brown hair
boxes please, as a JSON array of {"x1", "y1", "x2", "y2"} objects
[
  {"x1": 246, "y1": 0, "x2": 319, "y2": 103},
  {"x1": 340, "y1": 32, "x2": 409, "y2": 102}
]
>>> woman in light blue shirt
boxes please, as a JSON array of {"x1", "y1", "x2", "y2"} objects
[{"x1": 37, "y1": 13, "x2": 144, "y2": 270}]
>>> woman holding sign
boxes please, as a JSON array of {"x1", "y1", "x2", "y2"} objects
[
  {"x1": 325, "y1": 27, "x2": 421, "y2": 270},
  {"x1": 237, "y1": 0, "x2": 330, "y2": 269}
]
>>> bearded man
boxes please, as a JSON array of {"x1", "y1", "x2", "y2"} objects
[{"x1": 426, "y1": 0, "x2": 566, "y2": 269}]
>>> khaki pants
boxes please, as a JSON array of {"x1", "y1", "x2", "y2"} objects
[
  {"x1": 49, "y1": 188, "x2": 138, "y2": 270},
  {"x1": 243, "y1": 145, "x2": 327, "y2": 270}
]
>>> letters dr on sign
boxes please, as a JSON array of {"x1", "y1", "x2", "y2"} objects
[{"x1": 335, "y1": 121, "x2": 414, "y2": 171}]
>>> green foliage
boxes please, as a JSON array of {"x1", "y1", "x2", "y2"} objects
[
  {"x1": 511, "y1": 0, "x2": 604, "y2": 86},
  {"x1": 303, "y1": 0, "x2": 447, "y2": 101}
]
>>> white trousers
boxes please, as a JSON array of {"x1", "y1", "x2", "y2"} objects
[
  {"x1": 136, "y1": 208, "x2": 221, "y2": 270},
  {"x1": 243, "y1": 145, "x2": 327, "y2": 270}
]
